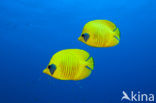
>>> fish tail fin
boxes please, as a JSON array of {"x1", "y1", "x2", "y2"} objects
[
  {"x1": 86, "y1": 57, "x2": 94, "y2": 70},
  {"x1": 113, "y1": 27, "x2": 120, "y2": 41}
]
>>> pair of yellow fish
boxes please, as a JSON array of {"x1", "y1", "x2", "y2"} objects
[{"x1": 43, "y1": 20, "x2": 120, "y2": 81}]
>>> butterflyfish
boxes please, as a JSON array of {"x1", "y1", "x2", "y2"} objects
[
  {"x1": 78, "y1": 20, "x2": 120, "y2": 47},
  {"x1": 43, "y1": 49, "x2": 94, "y2": 81}
]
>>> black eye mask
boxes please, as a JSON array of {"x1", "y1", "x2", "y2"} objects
[
  {"x1": 48, "y1": 64, "x2": 56, "y2": 75},
  {"x1": 82, "y1": 33, "x2": 89, "y2": 42}
]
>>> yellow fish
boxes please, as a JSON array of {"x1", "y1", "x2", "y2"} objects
[
  {"x1": 43, "y1": 49, "x2": 94, "y2": 81},
  {"x1": 78, "y1": 20, "x2": 120, "y2": 47}
]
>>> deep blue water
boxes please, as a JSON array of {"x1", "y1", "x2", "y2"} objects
[{"x1": 0, "y1": 0, "x2": 156, "y2": 103}]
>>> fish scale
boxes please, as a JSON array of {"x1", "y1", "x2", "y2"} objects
[{"x1": 63, "y1": 55, "x2": 75, "y2": 79}]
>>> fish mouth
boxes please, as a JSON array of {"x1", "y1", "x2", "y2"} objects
[
  {"x1": 43, "y1": 68, "x2": 50, "y2": 75},
  {"x1": 78, "y1": 37, "x2": 85, "y2": 43},
  {"x1": 43, "y1": 64, "x2": 57, "y2": 76},
  {"x1": 78, "y1": 37, "x2": 81, "y2": 41}
]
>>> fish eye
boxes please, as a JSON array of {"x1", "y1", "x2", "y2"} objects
[
  {"x1": 81, "y1": 33, "x2": 90, "y2": 42},
  {"x1": 48, "y1": 65, "x2": 51, "y2": 69},
  {"x1": 48, "y1": 64, "x2": 57, "y2": 75},
  {"x1": 81, "y1": 34, "x2": 85, "y2": 37}
]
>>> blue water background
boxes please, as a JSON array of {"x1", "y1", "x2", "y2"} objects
[{"x1": 0, "y1": 0, "x2": 156, "y2": 103}]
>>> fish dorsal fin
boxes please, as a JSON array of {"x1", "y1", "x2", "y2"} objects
[
  {"x1": 102, "y1": 20, "x2": 117, "y2": 31},
  {"x1": 69, "y1": 49, "x2": 90, "y2": 61}
]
